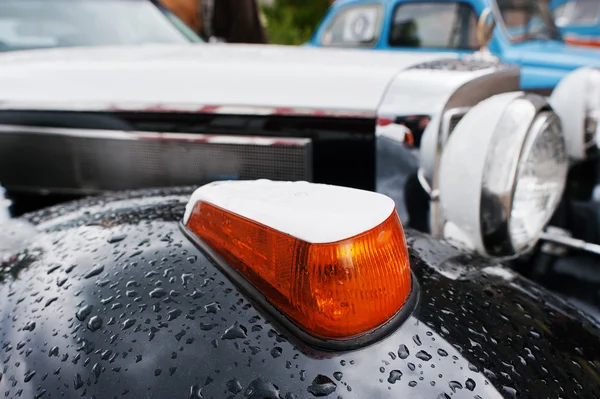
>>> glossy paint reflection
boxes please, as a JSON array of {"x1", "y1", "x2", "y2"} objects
[{"x1": 0, "y1": 189, "x2": 599, "y2": 398}]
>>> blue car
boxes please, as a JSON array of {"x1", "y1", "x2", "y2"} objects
[
  {"x1": 309, "y1": 0, "x2": 600, "y2": 93},
  {"x1": 552, "y1": 0, "x2": 600, "y2": 48}
]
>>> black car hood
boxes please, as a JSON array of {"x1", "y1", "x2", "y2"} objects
[{"x1": 0, "y1": 188, "x2": 599, "y2": 399}]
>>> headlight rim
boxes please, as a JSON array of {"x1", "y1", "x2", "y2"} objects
[
  {"x1": 480, "y1": 109, "x2": 567, "y2": 257},
  {"x1": 507, "y1": 111, "x2": 567, "y2": 254}
]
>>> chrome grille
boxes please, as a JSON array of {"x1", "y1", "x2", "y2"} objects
[{"x1": 0, "y1": 126, "x2": 312, "y2": 194}]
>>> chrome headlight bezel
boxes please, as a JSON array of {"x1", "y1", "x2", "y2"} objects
[
  {"x1": 439, "y1": 92, "x2": 568, "y2": 257},
  {"x1": 506, "y1": 111, "x2": 567, "y2": 254}
]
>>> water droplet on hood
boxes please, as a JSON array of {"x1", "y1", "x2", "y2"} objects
[
  {"x1": 48, "y1": 347, "x2": 59, "y2": 357},
  {"x1": 398, "y1": 344, "x2": 410, "y2": 359},
  {"x1": 501, "y1": 386, "x2": 518, "y2": 399},
  {"x1": 23, "y1": 321, "x2": 36, "y2": 331},
  {"x1": 191, "y1": 290, "x2": 205, "y2": 299},
  {"x1": 47, "y1": 264, "x2": 61, "y2": 274},
  {"x1": 205, "y1": 302, "x2": 221, "y2": 314},
  {"x1": 73, "y1": 373, "x2": 84, "y2": 390},
  {"x1": 221, "y1": 322, "x2": 247, "y2": 340},
  {"x1": 149, "y1": 288, "x2": 167, "y2": 298},
  {"x1": 388, "y1": 370, "x2": 402, "y2": 384},
  {"x1": 100, "y1": 296, "x2": 114, "y2": 305},
  {"x1": 245, "y1": 378, "x2": 280, "y2": 398},
  {"x1": 76, "y1": 305, "x2": 93, "y2": 322},
  {"x1": 412, "y1": 335, "x2": 422, "y2": 346},
  {"x1": 333, "y1": 372, "x2": 343, "y2": 381},
  {"x1": 415, "y1": 351, "x2": 432, "y2": 361},
  {"x1": 200, "y1": 322, "x2": 218, "y2": 331},
  {"x1": 44, "y1": 297, "x2": 58, "y2": 308},
  {"x1": 465, "y1": 378, "x2": 476, "y2": 391},
  {"x1": 100, "y1": 350, "x2": 112, "y2": 360},
  {"x1": 84, "y1": 265, "x2": 104, "y2": 279},
  {"x1": 24, "y1": 370, "x2": 36, "y2": 383},
  {"x1": 307, "y1": 375, "x2": 336, "y2": 397},
  {"x1": 122, "y1": 319, "x2": 136, "y2": 330},
  {"x1": 107, "y1": 234, "x2": 127, "y2": 244},
  {"x1": 92, "y1": 363, "x2": 101, "y2": 380},
  {"x1": 270, "y1": 347, "x2": 283, "y2": 358},
  {"x1": 449, "y1": 381, "x2": 463, "y2": 392},
  {"x1": 167, "y1": 309, "x2": 182, "y2": 321},
  {"x1": 181, "y1": 273, "x2": 193, "y2": 285},
  {"x1": 87, "y1": 316, "x2": 103, "y2": 332},
  {"x1": 188, "y1": 385, "x2": 203, "y2": 399},
  {"x1": 175, "y1": 330, "x2": 187, "y2": 342},
  {"x1": 227, "y1": 378, "x2": 243, "y2": 394},
  {"x1": 437, "y1": 348, "x2": 448, "y2": 357}
]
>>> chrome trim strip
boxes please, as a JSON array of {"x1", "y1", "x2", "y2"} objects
[
  {"x1": 430, "y1": 107, "x2": 471, "y2": 236},
  {"x1": 0, "y1": 102, "x2": 377, "y2": 118},
  {"x1": 0, "y1": 124, "x2": 312, "y2": 147}
]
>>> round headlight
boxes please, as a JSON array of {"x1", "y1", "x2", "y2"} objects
[
  {"x1": 508, "y1": 112, "x2": 567, "y2": 252},
  {"x1": 550, "y1": 67, "x2": 600, "y2": 162},
  {"x1": 439, "y1": 92, "x2": 568, "y2": 257}
]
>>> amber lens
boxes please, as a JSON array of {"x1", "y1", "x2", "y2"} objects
[{"x1": 186, "y1": 202, "x2": 411, "y2": 339}]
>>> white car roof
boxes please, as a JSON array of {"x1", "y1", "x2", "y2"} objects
[{"x1": 0, "y1": 43, "x2": 457, "y2": 114}]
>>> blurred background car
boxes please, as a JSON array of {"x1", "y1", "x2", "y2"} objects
[
  {"x1": 308, "y1": 0, "x2": 600, "y2": 93},
  {"x1": 552, "y1": 0, "x2": 600, "y2": 48},
  {"x1": 0, "y1": 0, "x2": 202, "y2": 52}
]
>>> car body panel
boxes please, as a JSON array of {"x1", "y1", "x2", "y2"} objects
[
  {"x1": 0, "y1": 188, "x2": 599, "y2": 398},
  {"x1": 0, "y1": 43, "x2": 455, "y2": 114},
  {"x1": 310, "y1": 0, "x2": 600, "y2": 90}
]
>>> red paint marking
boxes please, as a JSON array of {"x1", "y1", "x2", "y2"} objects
[
  {"x1": 565, "y1": 35, "x2": 600, "y2": 48},
  {"x1": 377, "y1": 118, "x2": 394, "y2": 127},
  {"x1": 274, "y1": 107, "x2": 295, "y2": 115},
  {"x1": 197, "y1": 105, "x2": 221, "y2": 113},
  {"x1": 404, "y1": 130, "x2": 415, "y2": 147}
]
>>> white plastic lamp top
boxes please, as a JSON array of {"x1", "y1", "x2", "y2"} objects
[{"x1": 184, "y1": 180, "x2": 396, "y2": 244}]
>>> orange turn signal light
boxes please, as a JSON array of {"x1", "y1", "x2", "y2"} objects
[{"x1": 184, "y1": 181, "x2": 412, "y2": 341}]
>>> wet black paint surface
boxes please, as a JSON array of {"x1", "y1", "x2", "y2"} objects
[{"x1": 1, "y1": 188, "x2": 600, "y2": 398}]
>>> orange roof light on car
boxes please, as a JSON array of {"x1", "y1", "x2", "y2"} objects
[{"x1": 182, "y1": 180, "x2": 415, "y2": 345}]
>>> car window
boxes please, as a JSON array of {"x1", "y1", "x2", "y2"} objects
[
  {"x1": 553, "y1": 3, "x2": 567, "y2": 19},
  {"x1": 498, "y1": 0, "x2": 562, "y2": 42},
  {"x1": 0, "y1": 0, "x2": 197, "y2": 53},
  {"x1": 554, "y1": 0, "x2": 600, "y2": 26},
  {"x1": 320, "y1": 4, "x2": 383, "y2": 47},
  {"x1": 389, "y1": 2, "x2": 478, "y2": 50}
]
